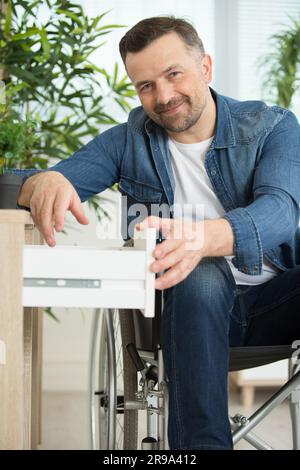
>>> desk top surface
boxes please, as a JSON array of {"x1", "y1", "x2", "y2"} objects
[{"x1": 0, "y1": 209, "x2": 33, "y2": 225}]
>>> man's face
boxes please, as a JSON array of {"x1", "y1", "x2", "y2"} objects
[{"x1": 125, "y1": 32, "x2": 212, "y2": 134}]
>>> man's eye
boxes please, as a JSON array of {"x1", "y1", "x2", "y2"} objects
[
  {"x1": 169, "y1": 71, "x2": 180, "y2": 77},
  {"x1": 141, "y1": 83, "x2": 152, "y2": 92}
]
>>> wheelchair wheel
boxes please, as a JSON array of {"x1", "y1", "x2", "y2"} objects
[{"x1": 89, "y1": 308, "x2": 138, "y2": 449}]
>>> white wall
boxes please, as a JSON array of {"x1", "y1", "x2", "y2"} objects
[{"x1": 214, "y1": 0, "x2": 300, "y2": 118}]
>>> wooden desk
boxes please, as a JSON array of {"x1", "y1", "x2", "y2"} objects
[
  {"x1": 0, "y1": 211, "x2": 155, "y2": 449},
  {"x1": 0, "y1": 210, "x2": 43, "y2": 450}
]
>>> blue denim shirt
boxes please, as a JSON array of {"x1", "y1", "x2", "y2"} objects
[{"x1": 17, "y1": 89, "x2": 300, "y2": 276}]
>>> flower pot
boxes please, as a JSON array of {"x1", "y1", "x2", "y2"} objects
[{"x1": 0, "y1": 173, "x2": 25, "y2": 209}]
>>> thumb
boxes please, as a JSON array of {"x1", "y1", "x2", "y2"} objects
[{"x1": 69, "y1": 193, "x2": 89, "y2": 225}]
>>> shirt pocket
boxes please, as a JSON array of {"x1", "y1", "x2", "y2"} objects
[{"x1": 118, "y1": 176, "x2": 163, "y2": 202}]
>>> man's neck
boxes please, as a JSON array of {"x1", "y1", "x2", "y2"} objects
[{"x1": 167, "y1": 91, "x2": 216, "y2": 144}]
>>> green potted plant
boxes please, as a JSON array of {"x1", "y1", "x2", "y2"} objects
[
  {"x1": 260, "y1": 16, "x2": 300, "y2": 109},
  {"x1": 0, "y1": 104, "x2": 43, "y2": 208},
  {"x1": 0, "y1": 0, "x2": 136, "y2": 219}
]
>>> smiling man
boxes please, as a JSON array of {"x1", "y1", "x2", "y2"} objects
[
  {"x1": 18, "y1": 17, "x2": 300, "y2": 450},
  {"x1": 125, "y1": 33, "x2": 214, "y2": 138}
]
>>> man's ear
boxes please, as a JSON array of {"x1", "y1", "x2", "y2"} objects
[{"x1": 201, "y1": 54, "x2": 213, "y2": 83}]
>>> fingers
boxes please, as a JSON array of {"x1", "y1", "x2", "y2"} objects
[
  {"x1": 137, "y1": 216, "x2": 205, "y2": 290},
  {"x1": 155, "y1": 259, "x2": 191, "y2": 290},
  {"x1": 51, "y1": 188, "x2": 89, "y2": 235},
  {"x1": 153, "y1": 238, "x2": 180, "y2": 259},
  {"x1": 31, "y1": 193, "x2": 56, "y2": 246},
  {"x1": 28, "y1": 173, "x2": 89, "y2": 247},
  {"x1": 51, "y1": 187, "x2": 71, "y2": 232},
  {"x1": 69, "y1": 192, "x2": 89, "y2": 225},
  {"x1": 155, "y1": 255, "x2": 202, "y2": 290},
  {"x1": 151, "y1": 240, "x2": 183, "y2": 273}
]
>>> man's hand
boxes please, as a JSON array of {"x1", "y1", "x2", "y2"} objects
[
  {"x1": 136, "y1": 216, "x2": 234, "y2": 290},
  {"x1": 136, "y1": 216, "x2": 205, "y2": 290},
  {"x1": 18, "y1": 171, "x2": 89, "y2": 246}
]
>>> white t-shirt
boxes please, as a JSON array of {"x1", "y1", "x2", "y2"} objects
[{"x1": 168, "y1": 136, "x2": 279, "y2": 285}]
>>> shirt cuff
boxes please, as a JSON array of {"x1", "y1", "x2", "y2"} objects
[{"x1": 223, "y1": 207, "x2": 263, "y2": 275}]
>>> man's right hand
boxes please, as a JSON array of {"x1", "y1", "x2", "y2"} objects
[{"x1": 18, "y1": 171, "x2": 89, "y2": 247}]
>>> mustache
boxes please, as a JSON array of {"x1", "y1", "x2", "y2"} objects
[{"x1": 154, "y1": 97, "x2": 189, "y2": 114}]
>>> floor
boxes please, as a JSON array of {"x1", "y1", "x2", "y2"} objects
[{"x1": 40, "y1": 387, "x2": 293, "y2": 450}]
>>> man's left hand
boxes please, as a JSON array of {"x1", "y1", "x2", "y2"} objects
[{"x1": 136, "y1": 216, "x2": 206, "y2": 290}]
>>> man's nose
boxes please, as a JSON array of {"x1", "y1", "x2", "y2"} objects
[{"x1": 155, "y1": 82, "x2": 174, "y2": 105}]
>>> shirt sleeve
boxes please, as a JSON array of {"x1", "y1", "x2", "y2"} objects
[
  {"x1": 223, "y1": 110, "x2": 300, "y2": 275},
  {"x1": 13, "y1": 123, "x2": 127, "y2": 202}
]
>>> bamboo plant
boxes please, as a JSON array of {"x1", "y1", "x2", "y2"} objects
[
  {"x1": 261, "y1": 16, "x2": 300, "y2": 109},
  {"x1": 0, "y1": 0, "x2": 136, "y2": 219}
]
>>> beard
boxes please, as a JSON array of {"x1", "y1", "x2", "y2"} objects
[{"x1": 147, "y1": 94, "x2": 207, "y2": 133}]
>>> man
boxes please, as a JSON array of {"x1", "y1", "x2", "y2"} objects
[{"x1": 18, "y1": 17, "x2": 300, "y2": 450}]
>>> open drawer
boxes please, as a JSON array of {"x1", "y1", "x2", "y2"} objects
[{"x1": 22, "y1": 228, "x2": 156, "y2": 317}]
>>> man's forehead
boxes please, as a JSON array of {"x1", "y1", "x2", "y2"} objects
[{"x1": 125, "y1": 34, "x2": 192, "y2": 82}]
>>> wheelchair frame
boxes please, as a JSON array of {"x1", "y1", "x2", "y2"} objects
[
  {"x1": 88, "y1": 294, "x2": 169, "y2": 450},
  {"x1": 89, "y1": 299, "x2": 300, "y2": 450}
]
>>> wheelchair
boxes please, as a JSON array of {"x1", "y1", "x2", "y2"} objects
[
  {"x1": 88, "y1": 270, "x2": 300, "y2": 450},
  {"x1": 88, "y1": 285, "x2": 167, "y2": 450}
]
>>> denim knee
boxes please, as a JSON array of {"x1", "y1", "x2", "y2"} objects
[
  {"x1": 163, "y1": 256, "x2": 236, "y2": 317},
  {"x1": 161, "y1": 256, "x2": 237, "y2": 368}
]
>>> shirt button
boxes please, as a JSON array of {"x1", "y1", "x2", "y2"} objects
[
  {"x1": 211, "y1": 169, "x2": 216, "y2": 176},
  {"x1": 253, "y1": 266, "x2": 258, "y2": 272},
  {"x1": 242, "y1": 267, "x2": 248, "y2": 273}
]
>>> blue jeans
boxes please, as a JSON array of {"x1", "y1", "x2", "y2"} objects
[{"x1": 161, "y1": 257, "x2": 300, "y2": 450}]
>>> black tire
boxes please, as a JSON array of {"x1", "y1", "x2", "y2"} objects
[{"x1": 89, "y1": 308, "x2": 138, "y2": 449}]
